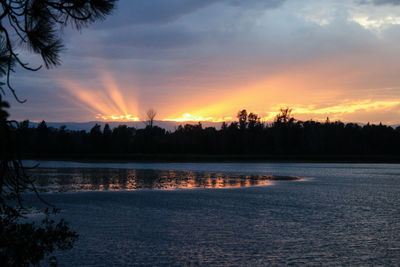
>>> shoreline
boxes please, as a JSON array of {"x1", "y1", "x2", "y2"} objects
[{"x1": 21, "y1": 153, "x2": 400, "y2": 164}]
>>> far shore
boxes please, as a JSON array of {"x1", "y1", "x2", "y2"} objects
[{"x1": 22, "y1": 153, "x2": 400, "y2": 164}]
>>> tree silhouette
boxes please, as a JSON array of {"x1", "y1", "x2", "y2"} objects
[
  {"x1": 0, "y1": 0, "x2": 117, "y2": 265},
  {"x1": 237, "y1": 109, "x2": 248, "y2": 130},
  {"x1": 146, "y1": 108, "x2": 157, "y2": 128},
  {"x1": 248, "y1": 112, "x2": 261, "y2": 129},
  {"x1": 275, "y1": 107, "x2": 295, "y2": 125},
  {"x1": 103, "y1": 123, "x2": 112, "y2": 136},
  {"x1": 10, "y1": 107, "x2": 400, "y2": 158}
]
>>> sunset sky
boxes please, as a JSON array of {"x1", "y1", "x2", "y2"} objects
[{"x1": 8, "y1": 0, "x2": 400, "y2": 124}]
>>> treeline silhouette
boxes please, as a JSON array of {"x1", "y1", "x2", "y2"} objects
[{"x1": 16, "y1": 109, "x2": 400, "y2": 158}]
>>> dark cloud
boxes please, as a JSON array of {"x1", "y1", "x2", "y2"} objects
[
  {"x1": 64, "y1": 26, "x2": 201, "y2": 61},
  {"x1": 358, "y1": 0, "x2": 400, "y2": 5},
  {"x1": 228, "y1": 0, "x2": 286, "y2": 8},
  {"x1": 101, "y1": 26, "x2": 200, "y2": 49},
  {"x1": 77, "y1": 0, "x2": 288, "y2": 61},
  {"x1": 97, "y1": 0, "x2": 286, "y2": 28},
  {"x1": 96, "y1": 0, "x2": 216, "y2": 28}
]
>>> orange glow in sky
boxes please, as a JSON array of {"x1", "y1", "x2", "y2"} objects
[
  {"x1": 58, "y1": 65, "x2": 141, "y2": 122},
  {"x1": 55, "y1": 51, "x2": 400, "y2": 124},
  {"x1": 59, "y1": 68, "x2": 400, "y2": 124}
]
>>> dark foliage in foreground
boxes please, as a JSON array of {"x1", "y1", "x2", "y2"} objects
[
  {"x1": 18, "y1": 109, "x2": 400, "y2": 156},
  {"x1": 1, "y1": 0, "x2": 117, "y2": 265},
  {"x1": 0, "y1": 95, "x2": 78, "y2": 267},
  {"x1": 0, "y1": 207, "x2": 77, "y2": 267}
]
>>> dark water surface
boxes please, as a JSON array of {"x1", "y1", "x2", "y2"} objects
[{"x1": 23, "y1": 161, "x2": 400, "y2": 266}]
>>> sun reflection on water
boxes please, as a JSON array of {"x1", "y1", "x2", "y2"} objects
[{"x1": 29, "y1": 168, "x2": 301, "y2": 192}]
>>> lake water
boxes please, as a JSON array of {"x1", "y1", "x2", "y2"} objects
[
  {"x1": 23, "y1": 161, "x2": 400, "y2": 266},
  {"x1": 27, "y1": 167, "x2": 294, "y2": 192}
]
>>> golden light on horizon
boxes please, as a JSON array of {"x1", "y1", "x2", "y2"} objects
[
  {"x1": 157, "y1": 55, "x2": 400, "y2": 124},
  {"x1": 164, "y1": 113, "x2": 233, "y2": 122},
  {"x1": 96, "y1": 114, "x2": 140, "y2": 121},
  {"x1": 54, "y1": 57, "x2": 400, "y2": 124}
]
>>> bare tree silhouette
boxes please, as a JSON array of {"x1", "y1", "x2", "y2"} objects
[{"x1": 146, "y1": 108, "x2": 157, "y2": 128}]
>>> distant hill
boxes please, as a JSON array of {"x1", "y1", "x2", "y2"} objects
[
  {"x1": 23, "y1": 120, "x2": 400, "y2": 132},
  {"x1": 26, "y1": 120, "x2": 225, "y2": 132}
]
